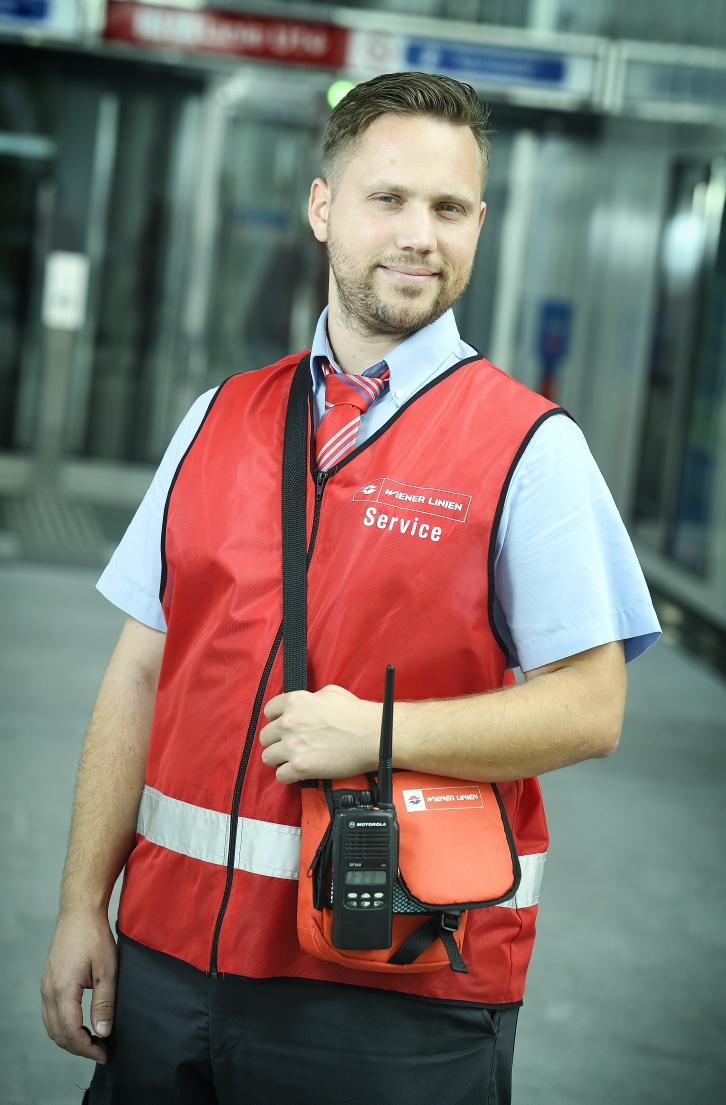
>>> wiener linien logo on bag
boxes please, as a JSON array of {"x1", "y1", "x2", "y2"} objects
[{"x1": 402, "y1": 787, "x2": 484, "y2": 812}]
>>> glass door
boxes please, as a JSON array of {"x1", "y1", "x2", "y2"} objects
[
  {"x1": 80, "y1": 86, "x2": 199, "y2": 464},
  {"x1": 0, "y1": 141, "x2": 54, "y2": 452},
  {"x1": 204, "y1": 107, "x2": 328, "y2": 392},
  {"x1": 634, "y1": 156, "x2": 726, "y2": 576}
]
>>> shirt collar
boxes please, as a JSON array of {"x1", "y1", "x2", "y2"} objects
[{"x1": 310, "y1": 306, "x2": 464, "y2": 407}]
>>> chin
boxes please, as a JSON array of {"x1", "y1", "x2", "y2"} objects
[{"x1": 374, "y1": 305, "x2": 440, "y2": 334}]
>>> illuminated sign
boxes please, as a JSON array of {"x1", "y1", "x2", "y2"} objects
[
  {"x1": 104, "y1": 2, "x2": 348, "y2": 68},
  {"x1": 347, "y1": 30, "x2": 598, "y2": 100},
  {"x1": 0, "y1": 0, "x2": 77, "y2": 36}
]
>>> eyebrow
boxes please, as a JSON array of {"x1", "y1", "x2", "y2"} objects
[{"x1": 362, "y1": 182, "x2": 476, "y2": 209}]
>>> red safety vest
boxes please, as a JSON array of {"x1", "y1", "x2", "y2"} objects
[{"x1": 119, "y1": 352, "x2": 560, "y2": 1004}]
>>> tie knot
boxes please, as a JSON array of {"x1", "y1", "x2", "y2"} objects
[{"x1": 323, "y1": 367, "x2": 390, "y2": 415}]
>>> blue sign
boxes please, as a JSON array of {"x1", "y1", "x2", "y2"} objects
[
  {"x1": 537, "y1": 300, "x2": 573, "y2": 400},
  {"x1": 0, "y1": 0, "x2": 49, "y2": 18},
  {"x1": 405, "y1": 40, "x2": 566, "y2": 87}
]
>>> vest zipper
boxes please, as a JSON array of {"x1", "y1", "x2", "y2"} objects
[
  {"x1": 309, "y1": 469, "x2": 326, "y2": 561},
  {"x1": 209, "y1": 468, "x2": 328, "y2": 976}
]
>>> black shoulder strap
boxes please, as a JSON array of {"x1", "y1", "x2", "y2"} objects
[{"x1": 281, "y1": 355, "x2": 312, "y2": 693}]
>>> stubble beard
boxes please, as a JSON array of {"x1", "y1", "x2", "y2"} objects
[{"x1": 326, "y1": 229, "x2": 474, "y2": 339}]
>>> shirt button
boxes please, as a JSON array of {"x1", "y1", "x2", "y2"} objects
[{"x1": 395, "y1": 388, "x2": 404, "y2": 399}]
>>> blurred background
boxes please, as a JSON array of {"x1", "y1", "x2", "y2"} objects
[{"x1": 0, "y1": 0, "x2": 725, "y2": 1102}]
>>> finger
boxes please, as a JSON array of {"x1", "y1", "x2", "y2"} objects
[
  {"x1": 276, "y1": 761, "x2": 304, "y2": 785},
  {"x1": 261, "y1": 738, "x2": 289, "y2": 767},
  {"x1": 79, "y1": 1026, "x2": 110, "y2": 1064},
  {"x1": 90, "y1": 964, "x2": 116, "y2": 1040},
  {"x1": 263, "y1": 693, "x2": 287, "y2": 721},
  {"x1": 258, "y1": 718, "x2": 282, "y2": 748},
  {"x1": 55, "y1": 983, "x2": 108, "y2": 1062},
  {"x1": 41, "y1": 980, "x2": 63, "y2": 1045},
  {"x1": 42, "y1": 972, "x2": 82, "y2": 1049}
]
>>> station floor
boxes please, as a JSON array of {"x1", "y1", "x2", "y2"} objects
[{"x1": 1, "y1": 562, "x2": 725, "y2": 1105}]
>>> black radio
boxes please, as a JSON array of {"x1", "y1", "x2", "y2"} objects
[{"x1": 331, "y1": 665, "x2": 399, "y2": 950}]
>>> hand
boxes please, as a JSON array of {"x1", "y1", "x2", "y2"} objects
[
  {"x1": 41, "y1": 910, "x2": 117, "y2": 1064},
  {"x1": 260, "y1": 685, "x2": 381, "y2": 784}
]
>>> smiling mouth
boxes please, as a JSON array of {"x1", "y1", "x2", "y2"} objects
[{"x1": 378, "y1": 265, "x2": 440, "y2": 286}]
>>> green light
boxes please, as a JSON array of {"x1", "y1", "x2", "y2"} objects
[{"x1": 327, "y1": 80, "x2": 355, "y2": 109}]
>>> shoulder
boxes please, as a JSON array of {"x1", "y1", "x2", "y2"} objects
[
  {"x1": 214, "y1": 353, "x2": 309, "y2": 399},
  {"x1": 511, "y1": 413, "x2": 605, "y2": 497},
  {"x1": 457, "y1": 358, "x2": 559, "y2": 426},
  {"x1": 495, "y1": 414, "x2": 660, "y2": 670},
  {"x1": 197, "y1": 355, "x2": 309, "y2": 429}
]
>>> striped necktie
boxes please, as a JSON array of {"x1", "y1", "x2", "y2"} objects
[{"x1": 314, "y1": 359, "x2": 390, "y2": 471}]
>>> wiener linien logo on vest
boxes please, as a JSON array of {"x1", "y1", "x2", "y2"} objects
[
  {"x1": 402, "y1": 787, "x2": 484, "y2": 812},
  {"x1": 353, "y1": 477, "x2": 471, "y2": 542}
]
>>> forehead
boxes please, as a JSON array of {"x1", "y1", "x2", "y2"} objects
[{"x1": 340, "y1": 113, "x2": 483, "y2": 197}]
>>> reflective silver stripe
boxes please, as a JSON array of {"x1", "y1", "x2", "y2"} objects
[
  {"x1": 495, "y1": 852, "x2": 547, "y2": 909},
  {"x1": 137, "y1": 785, "x2": 301, "y2": 880},
  {"x1": 137, "y1": 786, "x2": 545, "y2": 900}
]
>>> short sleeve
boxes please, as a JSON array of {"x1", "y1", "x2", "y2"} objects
[
  {"x1": 493, "y1": 414, "x2": 661, "y2": 672},
  {"x1": 96, "y1": 389, "x2": 218, "y2": 630}
]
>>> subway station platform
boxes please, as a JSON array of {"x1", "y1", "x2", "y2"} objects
[{"x1": 1, "y1": 563, "x2": 724, "y2": 1105}]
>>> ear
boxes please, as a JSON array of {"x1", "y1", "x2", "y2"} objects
[
  {"x1": 478, "y1": 201, "x2": 487, "y2": 231},
  {"x1": 309, "y1": 178, "x2": 331, "y2": 243}
]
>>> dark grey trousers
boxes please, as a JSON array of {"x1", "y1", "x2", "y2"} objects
[{"x1": 87, "y1": 932, "x2": 520, "y2": 1105}]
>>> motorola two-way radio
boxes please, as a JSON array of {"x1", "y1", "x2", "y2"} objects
[{"x1": 331, "y1": 665, "x2": 400, "y2": 950}]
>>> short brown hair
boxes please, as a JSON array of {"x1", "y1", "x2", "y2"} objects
[{"x1": 321, "y1": 72, "x2": 491, "y2": 193}]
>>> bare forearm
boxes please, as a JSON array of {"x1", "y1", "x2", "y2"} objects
[
  {"x1": 60, "y1": 619, "x2": 162, "y2": 916},
  {"x1": 261, "y1": 642, "x2": 626, "y2": 785},
  {"x1": 393, "y1": 643, "x2": 626, "y2": 782},
  {"x1": 43, "y1": 617, "x2": 165, "y2": 1062}
]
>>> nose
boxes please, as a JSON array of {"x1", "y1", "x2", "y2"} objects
[{"x1": 394, "y1": 200, "x2": 437, "y2": 255}]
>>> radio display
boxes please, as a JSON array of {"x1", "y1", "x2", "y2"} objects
[{"x1": 345, "y1": 870, "x2": 387, "y2": 885}]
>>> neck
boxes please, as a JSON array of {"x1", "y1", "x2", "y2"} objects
[{"x1": 325, "y1": 279, "x2": 409, "y2": 375}]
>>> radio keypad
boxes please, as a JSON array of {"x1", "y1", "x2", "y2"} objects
[{"x1": 341, "y1": 821, "x2": 391, "y2": 911}]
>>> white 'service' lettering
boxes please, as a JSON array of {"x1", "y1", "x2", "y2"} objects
[{"x1": 362, "y1": 508, "x2": 444, "y2": 542}]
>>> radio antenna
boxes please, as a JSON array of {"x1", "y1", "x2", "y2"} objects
[{"x1": 377, "y1": 665, "x2": 395, "y2": 808}]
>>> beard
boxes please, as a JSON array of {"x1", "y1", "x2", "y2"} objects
[{"x1": 326, "y1": 229, "x2": 474, "y2": 339}]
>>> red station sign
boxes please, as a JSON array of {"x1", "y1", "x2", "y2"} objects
[{"x1": 104, "y1": 1, "x2": 349, "y2": 68}]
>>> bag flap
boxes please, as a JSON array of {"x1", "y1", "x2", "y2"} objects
[
  {"x1": 316, "y1": 772, "x2": 520, "y2": 910},
  {"x1": 393, "y1": 772, "x2": 520, "y2": 908}
]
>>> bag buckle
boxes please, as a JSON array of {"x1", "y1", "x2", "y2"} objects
[{"x1": 440, "y1": 911, "x2": 460, "y2": 932}]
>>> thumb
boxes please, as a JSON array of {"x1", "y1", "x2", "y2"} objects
[{"x1": 90, "y1": 966, "x2": 116, "y2": 1038}]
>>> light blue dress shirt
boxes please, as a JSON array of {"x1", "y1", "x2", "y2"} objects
[{"x1": 98, "y1": 308, "x2": 660, "y2": 671}]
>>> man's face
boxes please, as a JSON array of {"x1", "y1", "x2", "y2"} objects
[{"x1": 309, "y1": 113, "x2": 486, "y2": 338}]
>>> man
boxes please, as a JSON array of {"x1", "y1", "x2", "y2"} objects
[{"x1": 41, "y1": 73, "x2": 660, "y2": 1104}]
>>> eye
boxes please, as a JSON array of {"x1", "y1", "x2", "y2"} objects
[{"x1": 437, "y1": 203, "x2": 463, "y2": 216}]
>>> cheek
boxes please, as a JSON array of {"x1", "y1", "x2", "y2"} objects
[
  {"x1": 356, "y1": 218, "x2": 396, "y2": 257},
  {"x1": 331, "y1": 200, "x2": 385, "y2": 252},
  {"x1": 440, "y1": 229, "x2": 478, "y2": 277}
]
